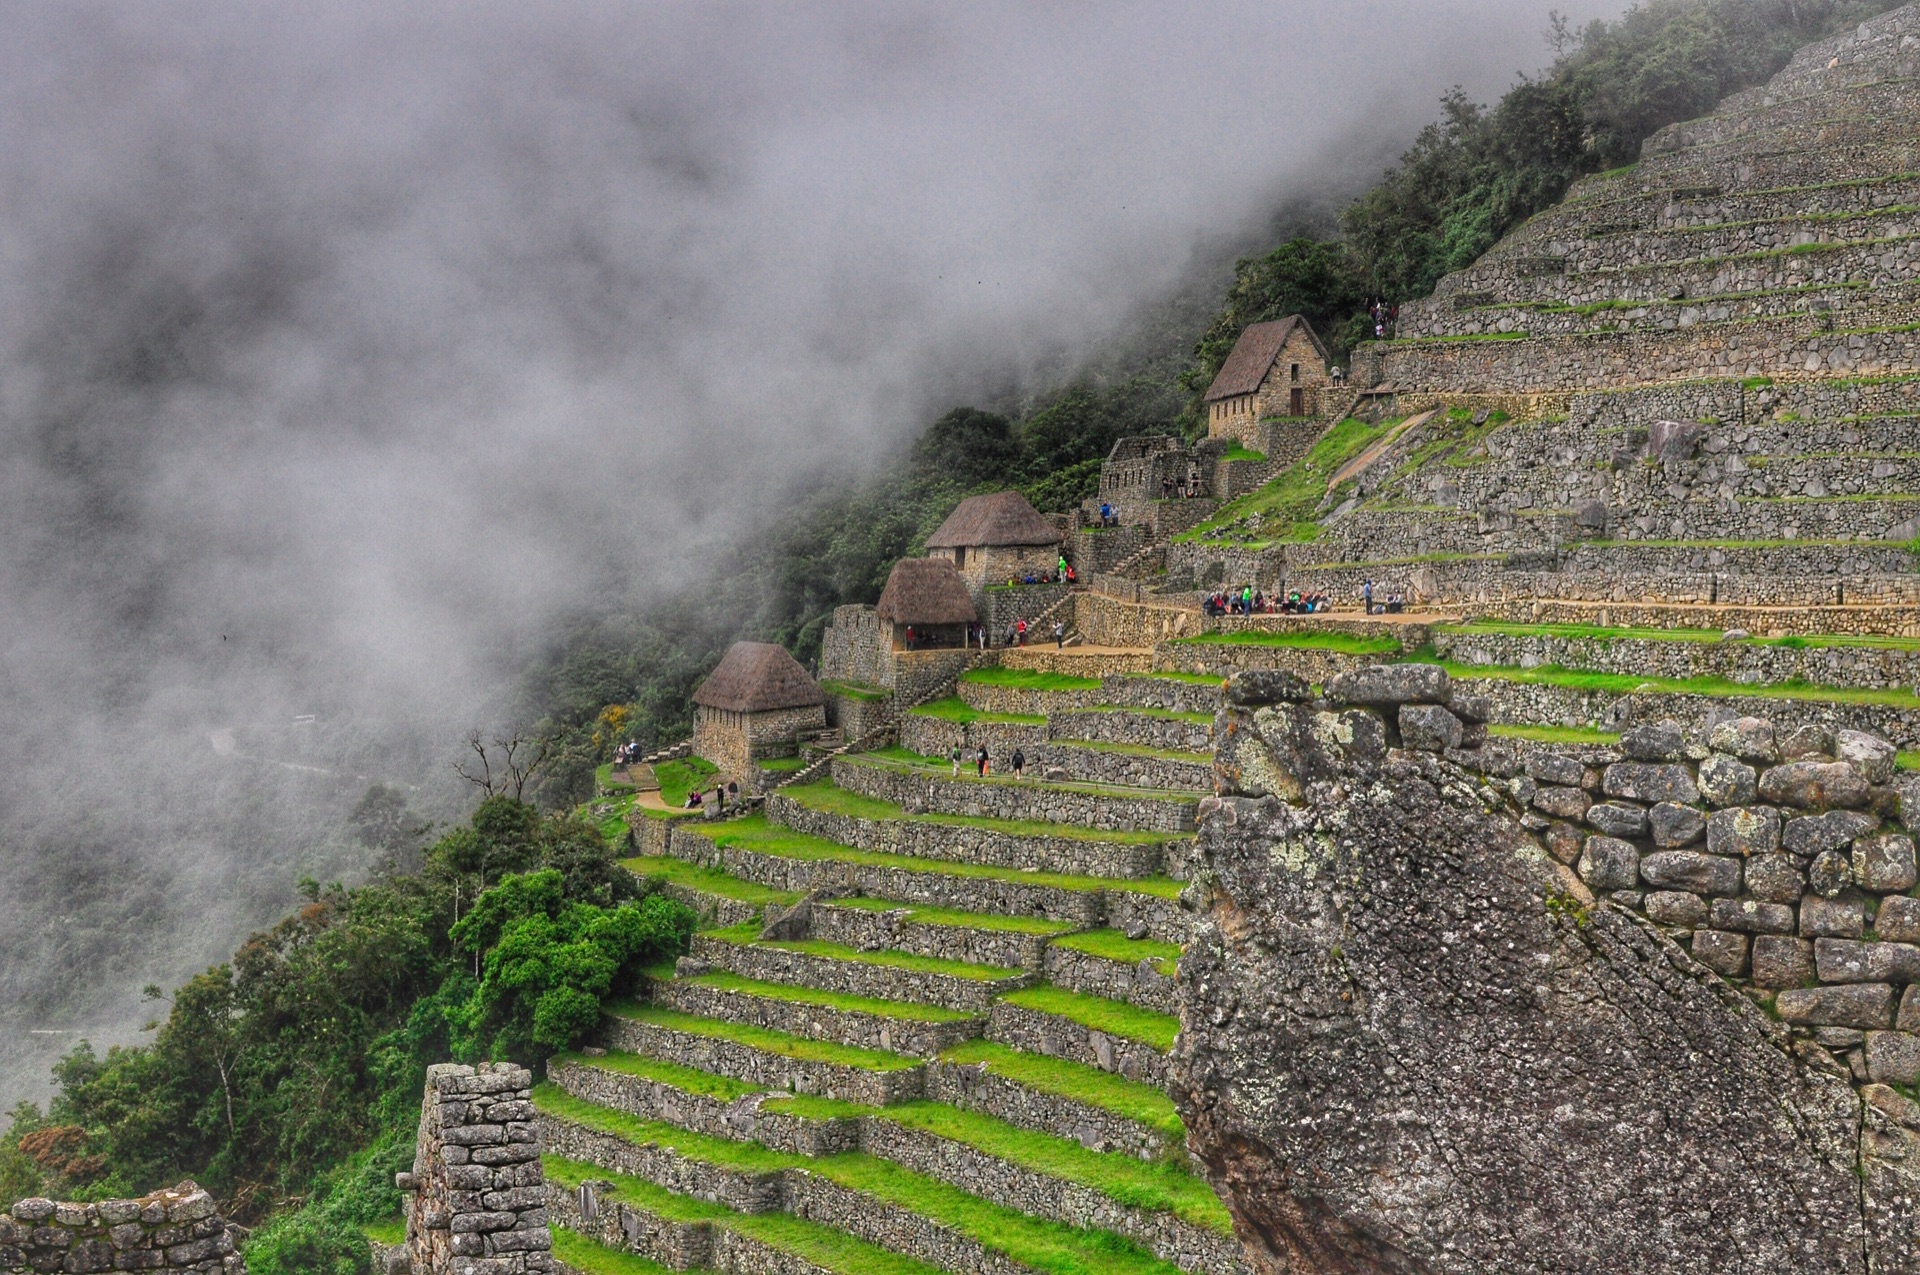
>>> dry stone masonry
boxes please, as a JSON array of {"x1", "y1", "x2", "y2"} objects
[
  {"x1": 398, "y1": 1063, "x2": 552, "y2": 1275},
  {"x1": 1, "y1": 1184, "x2": 243, "y2": 1275}
]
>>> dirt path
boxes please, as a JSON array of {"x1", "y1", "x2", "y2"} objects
[{"x1": 1327, "y1": 409, "x2": 1436, "y2": 493}]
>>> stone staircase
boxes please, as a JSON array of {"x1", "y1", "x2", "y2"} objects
[{"x1": 539, "y1": 654, "x2": 1247, "y2": 1275}]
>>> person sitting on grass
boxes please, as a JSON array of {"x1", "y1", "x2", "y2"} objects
[{"x1": 683, "y1": 789, "x2": 703, "y2": 809}]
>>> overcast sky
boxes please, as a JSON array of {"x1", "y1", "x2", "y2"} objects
[{"x1": 0, "y1": 0, "x2": 1626, "y2": 1103}]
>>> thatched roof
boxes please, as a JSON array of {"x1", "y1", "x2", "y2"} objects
[
  {"x1": 1202, "y1": 316, "x2": 1329, "y2": 402},
  {"x1": 876, "y1": 558, "x2": 978, "y2": 626},
  {"x1": 924, "y1": 491, "x2": 1062, "y2": 549},
  {"x1": 693, "y1": 642, "x2": 824, "y2": 713}
]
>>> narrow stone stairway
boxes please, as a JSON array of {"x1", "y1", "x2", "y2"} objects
[{"x1": 540, "y1": 664, "x2": 1243, "y2": 1275}]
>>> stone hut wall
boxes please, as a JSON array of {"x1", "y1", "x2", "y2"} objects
[
  {"x1": 693, "y1": 705, "x2": 827, "y2": 776},
  {"x1": 820, "y1": 605, "x2": 889, "y2": 689},
  {"x1": 1, "y1": 1183, "x2": 244, "y2": 1275},
  {"x1": 399, "y1": 1062, "x2": 550, "y2": 1275}
]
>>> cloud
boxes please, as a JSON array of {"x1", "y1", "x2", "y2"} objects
[{"x1": 0, "y1": 0, "x2": 1625, "y2": 1104}]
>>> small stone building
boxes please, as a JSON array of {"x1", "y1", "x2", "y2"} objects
[
  {"x1": 875, "y1": 556, "x2": 978, "y2": 649},
  {"x1": 924, "y1": 490, "x2": 1064, "y2": 601},
  {"x1": 691, "y1": 641, "x2": 827, "y2": 775},
  {"x1": 1203, "y1": 315, "x2": 1336, "y2": 450}
]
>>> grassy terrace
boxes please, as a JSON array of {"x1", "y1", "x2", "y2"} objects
[
  {"x1": 846, "y1": 748, "x2": 1200, "y2": 804},
  {"x1": 1049, "y1": 929, "x2": 1182, "y2": 977},
  {"x1": 1488, "y1": 724, "x2": 1622, "y2": 746},
  {"x1": 1439, "y1": 620, "x2": 1920, "y2": 651},
  {"x1": 656, "y1": 757, "x2": 718, "y2": 810},
  {"x1": 544, "y1": 1155, "x2": 945, "y2": 1275},
  {"x1": 1066, "y1": 740, "x2": 1212, "y2": 763},
  {"x1": 828, "y1": 895, "x2": 1081, "y2": 936},
  {"x1": 538, "y1": 1097, "x2": 1188, "y2": 1275},
  {"x1": 622, "y1": 855, "x2": 800, "y2": 909},
  {"x1": 1001, "y1": 987, "x2": 1180, "y2": 1052},
  {"x1": 672, "y1": 970, "x2": 982, "y2": 1024},
  {"x1": 705, "y1": 815, "x2": 1187, "y2": 900},
  {"x1": 554, "y1": 1049, "x2": 766, "y2": 1102},
  {"x1": 705, "y1": 920, "x2": 1026, "y2": 983},
  {"x1": 1076, "y1": 705, "x2": 1215, "y2": 725},
  {"x1": 776, "y1": 783, "x2": 1184, "y2": 847},
  {"x1": 549, "y1": 1228, "x2": 692, "y2": 1275},
  {"x1": 1126, "y1": 670, "x2": 1223, "y2": 687},
  {"x1": 939, "y1": 1040, "x2": 1183, "y2": 1138},
  {"x1": 363, "y1": 1218, "x2": 405, "y2": 1246},
  {"x1": 606, "y1": 1002, "x2": 922, "y2": 1072},
  {"x1": 1412, "y1": 655, "x2": 1920, "y2": 708},
  {"x1": 754, "y1": 1097, "x2": 1232, "y2": 1235},
  {"x1": 822, "y1": 678, "x2": 890, "y2": 703},
  {"x1": 910, "y1": 696, "x2": 1047, "y2": 725},
  {"x1": 960, "y1": 667, "x2": 1104, "y2": 692},
  {"x1": 1170, "y1": 630, "x2": 1403, "y2": 654},
  {"x1": 1175, "y1": 415, "x2": 1402, "y2": 546}
]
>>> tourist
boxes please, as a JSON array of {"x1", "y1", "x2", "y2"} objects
[
  {"x1": 683, "y1": 789, "x2": 703, "y2": 809},
  {"x1": 1017, "y1": 618, "x2": 1028, "y2": 645},
  {"x1": 1065, "y1": 564, "x2": 1077, "y2": 583},
  {"x1": 1011, "y1": 748, "x2": 1025, "y2": 778},
  {"x1": 1363, "y1": 579, "x2": 1374, "y2": 614},
  {"x1": 715, "y1": 784, "x2": 726, "y2": 813},
  {"x1": 1054, "y1": 619, "x2": 1065, "y2": 648},
  {"x1": 977, "y1": 745, "x2": 990, "y2": 777},
  {"x1": 904, "y1": 624, "x2": 916, "y2": 651},
  {"x1": 950, "y1": 745, "x2": 962, "y2": 776},
  {"x1": 728, "y1": 780, "x2": 739, "y2": 804}
]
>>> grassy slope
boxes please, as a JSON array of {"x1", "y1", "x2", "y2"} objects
[{"x1": 1176, "y1": 416, "x2": 1401, "y2": 545}]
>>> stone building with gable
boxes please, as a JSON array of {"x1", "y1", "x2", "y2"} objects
[
  {"x1": 875, "y1": 556, "x2": 977, "y2": 649},
  {"x1": 924, "y1": 490, "x2": 1064, "y2": 601},
  {"x1": 1203, "y1": 315, "x2": 1337, "y2": 452},
  {"x1": 691, "y1": 641, "x2": 827, "y2": 775}
]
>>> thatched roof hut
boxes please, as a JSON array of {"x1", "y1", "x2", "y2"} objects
[
  {"x1": 876, "y1": 558, "x2": 978, "y2": 627},
  {"x1": 693, "y1": 642, "x2": 824, "y2": 714},
  {"x1": 1202, "y1": 315, "x2": 1330, "y2": 402},
  {"x1": 925, "y1": 491, "x2": 1062, "y2": 549}
]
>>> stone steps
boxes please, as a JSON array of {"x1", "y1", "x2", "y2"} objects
[
  {"x1": 986, "y1": 989, "x2": 1178, "y2": 1089},
  {"x1": 691, "y1": 928, "x2": 1035, "y2": 1015},
  {"x1": 1040, "y1": 930, "x2": 1181, "y2": 1015},
  {"x1": 806, "y1": 898, "x2": 1077, "y2": 972},
  {"x1": 647, "y1": 970, "x2": 986, "y2": 1060},
  {"x1": 602, "y1": 1003, "x2": 929, "y2": 1106},
  {"x1": 829, "y1": 756, "x2": 1200, "y2": 835}
]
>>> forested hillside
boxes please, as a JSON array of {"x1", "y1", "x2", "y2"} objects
[{"x1": 3, "y1": 3, "x2": 1911, "y2": 1272}]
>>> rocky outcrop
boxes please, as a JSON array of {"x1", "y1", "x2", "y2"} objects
[{"x1": 1177, "y1": 668, "x2": 1920, "y2": 1274}]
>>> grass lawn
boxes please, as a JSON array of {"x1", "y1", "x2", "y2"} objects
[
  {"x1": 961, "y1": 667, "x2": 1104, "y2": 692},
  {"x1": 757, "y1": 755, "x2": 808, "y2": 773},
  {"x1": 708, "y1": 814, "x2": 1187, "y2": 899},
  {"x1": 676, "y1": 970, "x2": 979, "y2": 1023},
  {"x1": 1488, "y1": 724, "x2": 1622, "y2": 745},
  {"x1": 1069, "y1": 740, "x2": 1212, "y2": 763},
  {"x1": 1049, "y1": 929, "x2": 1182, "y2": 976},
  {"x1": 604, "y1": 1002, "x2": 921, "y2": 1072},
  {"x1": 909, "y1": 696, "x2": 1048, "y2": 726},
  {"x1": 620, "y1": 855, "x2": 799, "y2": 909},
  {"x1": 657, "y1": 757, "x2": 719, "y2": 808},
  {"x1": 362, "y1": 1218, "x2": 405, "y2": 1246},
  {"x1": 595, "y1": 761, "x2": 636, "y2": 793},
  {"x1": 938, "y1": 1039, "x2": 1183, "y2": 1137},
  {"x1": 548, "y1": 1229, "x2": 683, "y2": 1275},
  {"x1": 1220, "y1": 444, "x2": 1267, "y2": 462},
  {"x1": 554, "y1": 1049, "x2": 765, "y2": 1102},
  {"x1": 1172, "y1": 630, "x2": 1402, "y2": 654},
  {"x1": 821, "y1": 678, "x2": 891, "y2": 702},
  {"x1": 1175, "y1": 415, "x2": 1399, "y2": 544},
  {"x1": 1001, "y1": 986, "x2": 1180, "y2": 1051},
  {"x1": 1417, "y1": 655, "x2": 1920, "y2": 708},
  {"x1": 705, "y1": 919, "x2": 1024, "y2": 982}
]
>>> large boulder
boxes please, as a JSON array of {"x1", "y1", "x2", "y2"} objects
[{"x1": 1177, "y1": 696, "x2": 1915, "y2": 1275}]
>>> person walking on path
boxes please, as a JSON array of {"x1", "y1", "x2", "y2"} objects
[
  {"x1": 950, "y1": 745, "x2": 962, "y2": 776},
  {"x1": 1011, "y1": 748, "x2": 1025, "y2": 779},
  {"x1": 1053, "y1": 619, "x2": 1065, "y2": 648},
  {"x1": 976, "y1": 745, "x2": 990, "y2": 777}
]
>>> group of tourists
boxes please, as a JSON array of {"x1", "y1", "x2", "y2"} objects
[
  {"x1": 612, "y1": 739, "x2": 644, "y2": 767},
  {"x1": 1360, "y1": 579, "x2": 1408, "y2": 614},
  {"x1": 1097, "y1": 502, "x2": 1120, "y2": 526},
  {"x1": 950, "y1": 744, "x2": 1027, "y2": 778},
  {"x1": 682, "y1": 778, "x2": 742, "y2": 812},
  {"x1": 1001, "y1": 618, "x2": 1068, "y2": 647},
  {"x1": 1369, "y1": 300, "x2": 1399, "y2": 340},
  {"x1": 1203, "y1": 586, "x2": 1337, "y2": 617},
  {"x1": 1280, "y1": 591, "x2": 1333, "y2": 613},
  {"x1": 1159, "y1": 475, "x2": 1204, "y2": 499}
]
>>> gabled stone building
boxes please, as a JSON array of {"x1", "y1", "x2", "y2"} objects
[
  {"x1": 691, "y1": 641, "x2": 826, "y2": 775},
  {"x1": 1203, "y1": 315, "x2": 1336, "y2": 451},
  {"x1": 875, "y1": 556, "x2": 977, "y2": 649},
  {"x1": 924, "y1": 490, "x2": 1064, "y2": 601}
]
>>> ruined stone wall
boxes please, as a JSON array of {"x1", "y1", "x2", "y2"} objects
[
  {"x1": 1, "y1": 1184, "x2": 243, "y2": 1275},
  {"x1": 400, "y1": 1063, "x2": 551, "y2": 1275},
  {"x1": 1438, "y1": 629, "x2": 1920, "y2": 691},
  {"x1": 1182, "y1": 664, "x2": 1920, "y2": 1274},
  {"x1": 819, "y1": 605, "x2": 888, "y2": 689}
]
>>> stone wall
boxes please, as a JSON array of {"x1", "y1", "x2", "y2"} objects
[
  {"x1": 981, "y1": 583, "x2": 1070, "y2": 642},
  {"x1": 1, "y1": 1184, "x2": 244, "y2": 1275},
  {"x1": 1438, "y1": 629, "x2": 1920, "y2": 692},
  {"x1": 692, "y1": 704, "x2": 828, "y2": 778},
  {"x1": 820, "y1": 605, "x2": 888, "y2": 689},
  {"x1": 400, "y1": 1063, "x2": 551, "y2": 1275},
  {"x1": 1072, "y1": 590, "x2": 1208, "y2": 648},
  {"x1": 828, "y1": 758, "x2": 1198, "y2": 834}
]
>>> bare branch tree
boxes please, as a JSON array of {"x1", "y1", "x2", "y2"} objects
[
  {"x1": 453, "y1": 728, "x2": 552, "y2": 801},
  {"x1": 453, "y1": 729, "x2": 496, "y2": 796}
]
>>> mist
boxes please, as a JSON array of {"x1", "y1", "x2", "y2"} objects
[{"x1": 0, "y1": 0, "x2": 1626, "y2": 1106}]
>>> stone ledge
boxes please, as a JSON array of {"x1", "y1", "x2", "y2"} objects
[
  {"x1": 986, "y1": 1002, "x2": 1170, "y2": 1088},
  {"x1": 690, "y1": 934, "x2": 1034, "y2": 1015}
]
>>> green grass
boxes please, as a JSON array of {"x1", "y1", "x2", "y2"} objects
[
  {"x1": 827, "y1": 896, "x2": 1079, "y2": 936},
  {"x1": 605, "y1": 1002, "x2": 922, "y2": 1072},
  {"x1": 909, "y1": 696, "x2": 1047, "y2": 725},
  {"x1": 1171, "y1": 630, "x2": 1402, "y2": 654},
  {"x1": 821, "y1": 678, "x2": 891, "y2": 703},
  {"x1": 554, "y1": 1049, "x2": 767, "y2": 1102},
  {"x1": 1900, "y1": 751, "x2": 1920, "y2": 773},
  {"x1": 961, "y1": 667, "x2": 1104, "y2": 692},
  {"x1": 938, "y1": 1039, "x2": 1183, "y2": 1137},
  {"x1": 675, "y1": 970, "x2": 979, "y2": 1023},
  {"x1": 1219, "y1": 444, "x2": 1267, "y2": 462},
  {"x1": 596, "y1": 761, "x2": 636, "y2": 793},
  {"x1": 549, "y1": 1228, "x2": 688, "y2": 1275},
  {"x1": 1176, "y1": 415, "x2": 1400, "y2": 545},
  {"x1": 1488, "y1": 724, "x2": 1622, "y2": 745},
  {"x1": 757, "y1": 755, "x2": 808, "y2": 773},
  {"x1": 1001, "y1": 986, "x2": 1180, "y2": 1052},
  {"x1": 620, "y1": 856, "x2": 799, "y2": 909},
  {"x1": 656, "y1": 757, "x2": 719, "y2": 809},
  {"x1": 1415, "y1": 656, "x2": 1920, "y2": 708},
  {"x1": 1127, "y1": 671, "x2": 1223, "y2": 687},
  {"x1": 705, "y1": 921, "x2": 1024, "y2": 983},
  {"x1": 780, "y1": 779, "x2": 1193, "y2": 838},
  {"x1": 540, "y1": 1103, "x2": 1184, "y2": 1275},
  {"x1": 1049, "y1": 929, "x2": 1182, "y2": 976},
  {"x1": 1069, "y1": 740, "x2": 1212, "y2": 763},
  {"x1": 705, "y1": 814, "x2": 1187, "y2": 899},
  {"x1": 362, "y1": 1218, "x2": 405, "y2": 1246},
  {"x1": 846, "y1": 750, "x2": 1199, "y2": 804}
]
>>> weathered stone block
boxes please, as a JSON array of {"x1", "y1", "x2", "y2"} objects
[
  {"x1": 1545, "y1": 821, "x2": 1583, "y2": 866},
  {"x1": 1783, "y1": 810, "x2": 1878, "y2": 857},
  {"x1": 1639, "y1": 850, "x2": 1742, "y2": 896},
  {"x1": 1750, "y1": 936, "x2": 1816, "y2": 988},
  {"x1": 1810, "y1": 849, "x2": 1854, "y2": 898},
  {"x1": 1534, "y1": 785, "x2": 1591, "y2": 820},
  {"x1": 1578, "y1": 836, "x2": 1640, "y2": 891},
  {"x1": 1226, "y1": 669, "x2": 1311, "y2": 706},
  {"x1": 1644, "y1": 890, "x2": 1709, "y2": 927},
  {"x1": 1526, "y1": 752, "x2": 1586, "y2": 787},
  {"x1": 1697, "y1": 753, "x2": 1758, "y2": 808},
  {"x1": 1400, "y1": 704, "x2": 1464, "y2": 752},
  {"x1": 1875, "y1": 894, "x2": 1920, "y2": 943},
  {"x1": 1776, "y1": 982, "x2": 1896, "y2": 1029},
  {"x1": 1586, "y1": 801, "x2": 1648, "y2": 838},
  {"x1": 1801, "y1": 894, "x2": 1866, "y2": 939},
  {"x1": 1815, "y1": 938, "x2": 1920, "y2": 984},
  {"x1": 1854, "y1": 834, "x2": 1918, "y2": 893},
  {"x1": 1709, "y1": 897, "x2": 1796, "y2": 935},
  {"x1": 1899, "y1": 986, "x2": 1920, "y2": 1034},
  {"x1": 1742, "y1": 854, "x2": 1804, "y2": 904},
  {"x1": 1759, "y1": 761, "x2": 1871, "y2": 810},
  {"x1": 1450, "y1": 693, "x2": 1491, "y2": 724},
  {"x1": 1326, "y1": 664, "x2": 1450, "y2": 707},
  {"x1": 1621, "y1": 720, "x2": 1686, "y2": 762},
  {"x1": 1649, "y1": 802, "x2": 1706, "y2": 847},
  {"x1": 1708, "y1": 716, "x2": 1778, "y2": 764},
  {"x1": 1838, "y1": 730, "x2": 1899, "y2": 785},
  {"x1": 1690, "y1": 929, "x2": 1748, "y2": 976},
  {"x1": 1604, "y1": 762, "x2": 1698, "y2": 805},
  {"x1": 1779, "y1": 725, "x2": 1835, "y2": 760},
  {"x1": 1866, "y1": 1031, "x2": 1920, "y2": 1086}
]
